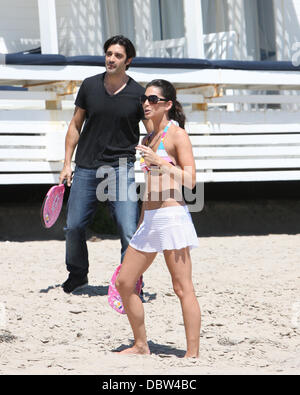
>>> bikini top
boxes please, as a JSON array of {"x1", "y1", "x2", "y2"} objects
[{"x1": 140, "y1": 120, "x2": 177, "y2": 173}]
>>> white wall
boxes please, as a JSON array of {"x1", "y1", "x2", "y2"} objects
[
  {"x1": 56, "y1": 0, "x2": 104, "y2": 56},
  {"x1": 3, "y1": 0, "x2": 299, "y2": 61},
  {"x1": 0, "y1": 0, "x2": 40, "y2": 53},
  {"x1": 0, "y1": 0, "x2": 104, "y2": 56}
]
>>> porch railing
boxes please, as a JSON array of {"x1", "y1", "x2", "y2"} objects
[
  {"x1": 143, "y1": 37, "x2": 186, "y2": 58},
  {"x1": 203, "y1": 30, "x2": 239, "y2": 60},
  {"x1": 140, "y1": 30, "x2": 239, "y2": 59}
]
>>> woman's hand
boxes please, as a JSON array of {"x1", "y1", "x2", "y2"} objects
[{"x1": 136, "y1": 145, "x2": 162, "y2": 167}]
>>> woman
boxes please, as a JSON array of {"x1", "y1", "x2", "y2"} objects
[{"x1": 115, "y1": 79, "x2": 201, "y2": 358}]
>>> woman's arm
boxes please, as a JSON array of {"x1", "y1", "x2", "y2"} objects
[{"x1": 160, "y1": 129, "x2": 196, "y2": 189}]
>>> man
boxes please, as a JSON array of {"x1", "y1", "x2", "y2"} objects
[{"x1": 59, "y1": 35, "x2": 152, "y2": 293}]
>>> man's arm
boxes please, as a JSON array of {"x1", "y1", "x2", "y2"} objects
[{"x1": 59, "y1": 106, "x2": 86, "y2": 186}]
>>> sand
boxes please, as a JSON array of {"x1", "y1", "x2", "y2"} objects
[{"x1": 0, "y1": 234, "x2": 300, "y2": 375}]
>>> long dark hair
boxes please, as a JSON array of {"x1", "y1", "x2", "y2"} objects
[
  {"x1": 103, "y1": 35, "x2": 136, "y2": 70},
  {"x1": 145, "y1": 79, "x2": 186, "y2": 128}
]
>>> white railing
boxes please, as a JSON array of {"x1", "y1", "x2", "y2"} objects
[
  {"x1": 141, "y1": 31, "x2": 238, "y2": 60},
  {"x1": 203, "y1": 30, "x2": 239, "y2": 60},
  {"x1": 143, "y1": 37, "x2": 186, "y2": 58}
]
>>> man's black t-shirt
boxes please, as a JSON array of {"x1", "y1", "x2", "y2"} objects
[{"x1": 74, "y1": 72, "x2": 145, "y2": 168}]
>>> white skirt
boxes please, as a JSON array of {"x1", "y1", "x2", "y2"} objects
[{"x1": 129, "y1": 205, "x2": 199, "y2": 253}]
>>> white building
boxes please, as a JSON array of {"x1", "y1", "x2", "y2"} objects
[
  {"x1": 1, "y1": 0, "x2": 300, "y2": 62},
  {"x1": 1, "y1": 0, "x2": 300, "y2": 185}
]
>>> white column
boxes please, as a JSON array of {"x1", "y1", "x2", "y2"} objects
[
  {"x1": 37, "y1": 0, "x2": 58, "y2": 54},
  {"x1": 227, "y1": 0, "x2": 246, "y2": 60},
  {"x1": 183, "y1": 0, "x2": 204, "y2": 58},
  {"x1": 273, "y1": 0, "x2": 289, "y2": 61},
  {"x1": 133, "y1": 0, "x2": 153, "y2": 56}
]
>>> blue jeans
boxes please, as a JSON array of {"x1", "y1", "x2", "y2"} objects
[{"x1": 64, "y1": 162, "x2": 139, "y2": 277}]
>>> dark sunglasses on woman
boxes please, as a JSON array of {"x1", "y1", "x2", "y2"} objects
[{"x1": 140, "y1": 94, "x2": 169, "y2": 104}]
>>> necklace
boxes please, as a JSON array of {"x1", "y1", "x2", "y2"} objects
[
  {"x1": 147, "y1": 121, "x2": 173, "y2": 149},
  {"x1": 147, "y1": 131, "x2": 163, "y2": 149}
]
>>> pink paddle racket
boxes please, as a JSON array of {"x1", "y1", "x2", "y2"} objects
[
  {"x1": 41, "y1": 181, "x2": 66, "y2": 228},
  {"x1": 108, "y1": 264, "x2": 143, "y2": 314}
]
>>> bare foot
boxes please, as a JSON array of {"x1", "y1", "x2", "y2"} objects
[
  {"x1": 184, "y1": 352, "x2": 199, "y2": 358},
  {"x1": 118, "y1": 344, "x2": 150, "y2": 355}
]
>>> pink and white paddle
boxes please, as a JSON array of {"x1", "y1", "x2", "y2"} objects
[
  {"x1": 108, "y1": 264, "x2": 143, "y2": 314},
  {"x1": 41, "y1": 181, "x2": 66, "y2": 228}
]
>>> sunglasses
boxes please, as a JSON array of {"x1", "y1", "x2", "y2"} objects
[{"x1": 140, "y1": 94, "x2": 169, "y2": 104}]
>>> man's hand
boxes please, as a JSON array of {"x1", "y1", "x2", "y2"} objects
[{"x1": 59, "y1": 165, "x2": 73, "y2": 186}]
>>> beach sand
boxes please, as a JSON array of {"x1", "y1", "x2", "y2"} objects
[{"x1": 0, "y1": 234, "x2": 300, "y2": 375}]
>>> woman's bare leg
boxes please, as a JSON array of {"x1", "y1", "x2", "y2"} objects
[
  {"x1": 164, "y1": 247, "x2": 201, "y2": 358},
  {"x1": 116, "y1": 245, "x2": 157, "y2": 355}
]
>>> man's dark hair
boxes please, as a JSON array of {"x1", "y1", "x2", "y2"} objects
[{"x1": 103, "y1": 35, "x2": 136, "y2": 70}]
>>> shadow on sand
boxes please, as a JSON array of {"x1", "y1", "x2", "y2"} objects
[
  {"x1": 39, "y1": 283, "x2": 109, "y2": 296},
  {"x1": 112, "y1": 340, "x2": 185, "y2": 358},
  {"x1": 39, "y1": 284, "x2": 157, "y2": 302}
]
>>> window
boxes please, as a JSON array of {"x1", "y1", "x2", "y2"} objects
[
  {"x1": 100, "y1": 0, "x2": 135, "y2": 45},
  {"x1": 151, "y1": 0, "x2": 185, "y2": 41},
  {"x1": 244, "y1": 0, "x2": 276, "y2": 61},
  {"x1": 201, "y1": 0, "x2": 229, "y2": 34}
]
